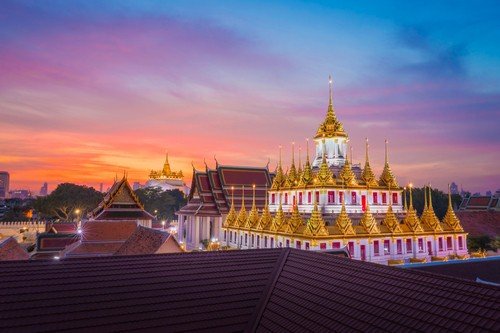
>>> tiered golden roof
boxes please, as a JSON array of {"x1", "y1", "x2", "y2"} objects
[
  {"x1": 255, "y1": 200, "x2": 272, "y2": 230},
  {"x1": 304, "y1": 200, "x2": 329, "y2": 236},
  {"x1": 339, "y1": 150, "x2": 357, "y2": 187},
  {"x1": 421, "y1": 186, "x2": 443, "y2": 232},
  {"x1": 382, "y1": 200, "x2": 402, "y2": 233},
  {"x1": 284, "y1": 144, "x2": 299, "y2": 187},
  {"x1": 315, "y1": 75, "x2": 347, "y2": 139},
  {"x1": 299, "y1": 140, "x2": 314, "y2": 186},
  {"x1": 335, "y1": 196, "x2": 355, "y2": 235},
  {"x1": 280, "y1": 203, "x2": 304, "y2": 234},
  {"x1": 269, "y1": 202, "x2": 285, "y2": 232},
  {"x1": 224, "y1": 187, "x2": 237, "y2": 228},
  {"x1": 359, "y1": 200, "x2": 380, "y2": 234},
  {"x1": 316, "y1": 143, "x2": 335, "y2": 186},
  {"x1": 236, "y1": 186, "x2": 248, "y2": 228},
  {"x1": 271, "y1": 146, "x2": 286, "y2": 190},
  {"x1": 379, "y1": 140, "x2": 398, "y2": 188},
  {"x1": 244, "y1": 185, "x2": 259, "y2": 229},
  {"x1": 402, "y1": 186, "x2": 423, "y2": 233},
  {"x1": 361, "y1": 138, "x2": 378, "y2": 187},
  {"x1": 442, "y1": 184, "x2": 464, "y2": 232}
]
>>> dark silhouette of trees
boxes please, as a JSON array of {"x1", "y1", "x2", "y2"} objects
[
  {"x1": 34, "y1": 183, "x2": 103, "y2": 221},
  {"x1": 134, "y1": 187, "x2": 186, "y2": 220}
]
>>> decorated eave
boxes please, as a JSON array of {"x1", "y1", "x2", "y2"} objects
[
  {"x1": 177, "y1": 163, "x2": 272, "y2": 217},
  {"x1": 91, "y1": 176, "x2": 154, "y2": 221}
]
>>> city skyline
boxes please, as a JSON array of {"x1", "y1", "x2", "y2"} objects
[{"x1": 1, "y1": 1, "x2": 499, "y2": 193}]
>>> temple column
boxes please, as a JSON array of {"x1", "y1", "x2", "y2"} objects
[
  {"x1": 194, "y1": 216, "x2": 200, "y2": 249},
  {"x1": 178, "y1": 215, "x2": 184, "y2": 243}
]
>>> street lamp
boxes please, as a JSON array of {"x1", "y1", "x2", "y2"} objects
[{"x1": 161, "y1": 220, "x2": 166, "y2": 230}]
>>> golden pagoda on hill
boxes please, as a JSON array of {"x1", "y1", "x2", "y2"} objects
[
  {"x1": 221, "y1": 76, "x2": 468, "y2": 265},
  {"x1": 145, "y1": 153, "x2": 189, "y2": 193}
]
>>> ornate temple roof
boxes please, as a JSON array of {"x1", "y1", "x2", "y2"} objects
[
  {"x1": 314, "y1": 75, "x2": 347, "y2": 139},
  {"x1": 91, "y1": 176, "x2": 154, "y2": 221},
  {"x1": 178, "y1": 163, "x2": 273, "y2": 217}
]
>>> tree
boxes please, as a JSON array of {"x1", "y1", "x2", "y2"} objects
[
  {"x1": 134, "y1": 187, "x2": 187, "y2": 220},
  {"x1": 34, "y1": 183, "x2": 103, "y2": 221}
]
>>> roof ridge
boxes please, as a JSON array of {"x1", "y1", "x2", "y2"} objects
[{"x1": 244, "y1": 248, "x2": 290, "y2": 333}]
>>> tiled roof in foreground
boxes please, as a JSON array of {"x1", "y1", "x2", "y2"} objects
[{"x1": 0, "y1": 249, "x2": 499, "y2": 332}]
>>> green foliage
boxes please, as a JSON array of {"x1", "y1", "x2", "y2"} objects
[
  {"x1": 467, "y1": 235, "x2": 497, "y2": 252},
  {"x1": 34, "y1": 183, "x2": 103, "y2": 221},
  {"x1": 403, "y1": 187, "x2": 462, "y2": 220},
  {"x1": 0, "y1": 198, "x2": 34, "y2": 221},
  {"x1": 134, "y1": 187, "x2": 186, "y2": 220}
]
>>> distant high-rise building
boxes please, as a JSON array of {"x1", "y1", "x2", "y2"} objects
[
  {"x1": 39, "y1": 182, "x2": 48, "y2": 196},
  {"x1": 99, "y1": 183, "x2": 103, "y2": 193},
  {"x1": 133, "y1": 182, "x2": 142, "y2": 191},
  {"x1": 485, "y1": 190, "x2": 492, "y2": 196},
  {"x1": 450, "y1": 182, "x2": 459, "y2": 195},
  {"x1": 0, "y1": 172, "x2": 9, "y2": 199}
]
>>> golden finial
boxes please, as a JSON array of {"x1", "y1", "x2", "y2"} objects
[
  {"x1": 408, "y1": 183, "x2": 414, "y2": 208},
  {"x1": 279, "y1": 145, "x2": 282, "y2": 167},
  {"x1": 298, "y1": 146, "x2": 302, "y2": 167},
  {"x1": 424, "y1": 184, "x2": 428, "y2": 210},
  {"x1": 252, "y1": 184, "x2": 256, "y2": 207},
  {"x1": 241, "y1": 185, "x2": 245, "y2": 209},
  {"x1": 306, "y1": 138, "x2": 310, "y2": 161},
  {"x1": 291, "y1": 141, "x2": 295, "y2": 165},
  {"x1": 350, "y1": 145, "x2": 353, "y2": 164},
  {"x1": 329, "y1": 74, "x2": 333, "y2": 107},
  {"x1": 231, "y1": 186, "x2": 235, "y2": 206},
  {"x1": 385, "y1": 139, "x2": 389, "y2": 164},
  {"x1": 403, "y1": 186, "x2": 407, "y2": 211}
]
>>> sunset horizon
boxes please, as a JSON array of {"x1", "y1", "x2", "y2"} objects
[{"x1": 2, "y1": 1, "x2": 499, "y2": 194}]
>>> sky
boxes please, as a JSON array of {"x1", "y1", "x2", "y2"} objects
[{"x1": 1, "y1": 0, "x2": 499, "y2": 194}]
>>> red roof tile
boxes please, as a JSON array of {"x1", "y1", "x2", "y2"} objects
[
  {"x1": 80, "y1": 221, "x2": 138, "y2": 241},
  {"x1": 467, "y1": 196, "x2": 492, "y2": 207},
  {"x1": 114, "y1": 226, "x2": 182, "y2": 256},
  {"x1": 456, "y1": 211, "x2": 500, "y2": 237},
  {"x1": 0, "y1": 237, "x2": 29, "y2": 261},
  {"x1": 0, "y1": 249, "x2": 498, "y2": 332}
]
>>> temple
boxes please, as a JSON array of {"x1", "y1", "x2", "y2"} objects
[
  {"x1": 176, "y1": 164, "x2": 272, "y2": 250},
  {"x1": 218, "y1": 77, "x2": 468, "y2": 264},
  {"x1": 145, "y1": 153, "x2": 189, "y2": 193}
]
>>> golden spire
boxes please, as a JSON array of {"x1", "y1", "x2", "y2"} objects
[
  {"x1": 297, "y1": 146, "x2": 303, "y2": 178},
  {"x1": 382, "y1": 187, "x2": 402, "y2": 233},
  {"x1": 328, "y1": 74, "x2": 334, "y2": 116},
  {"x1": 335, "y1": 191, "x2": 355, "y2": 235},
  {"x1": 245, "y1": 184, "x2": 259, "y2": 229},
  {"x1": 299, "y1": 138, "x2": 313, "y2": 186},
  {"x1": 339, "y1": 140, "x2": 357, "y2": 186},
  {"x1": 442, "y1": 184, "x2": 464, "y2": 232},
  {"x1": 269, "y1": 201, "x2": 285, "y2": 232},
  {"x1": 280, "y1": 201, "x2": 303, "y2": 234},
  {"x1": 316, "y1": 140, "x2": 335, "y2": 185},
  {"x1": 402, "y1": 183, "x2": 423, "y2": 233},
  {"x1": 256, "y1": 195, "x2": 272, "y2": 230},
  {"x1": 403, "y1": 186, "x2": 407, "y2": 211},
  {"x1": 315, "y1": 75, "x2": 347, "y2": 139},
  {"x1": 359, "y1": 197, "x2": 380, "y2": 234},
  {"x1": 224, "y1": 186, "x2": 237, "y2": 228},
  {"x1": 421, "y1": 185, "x2": 443, "y2": 231},
  {"x1": 379, "y1": 139, "x2": 398, "y2": 188},
  {"x1": 304, "y1": 195, "x2": 329, "y2": 236},
  {"x1": 289, "y1": 202, "x2": 304, "y2": 232},
  {"x1": 361, "y1": 138, "x2": 378, "y2": 187},
  {"x1": 236, "y1": 185, "x2": 248, "y2": 228},
  {"x1": 285, "y1": 142, "x2": 298, "y2": 187},
  {"x1": 271, "y1": 145, "x2": 286, "y2": 190}
]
